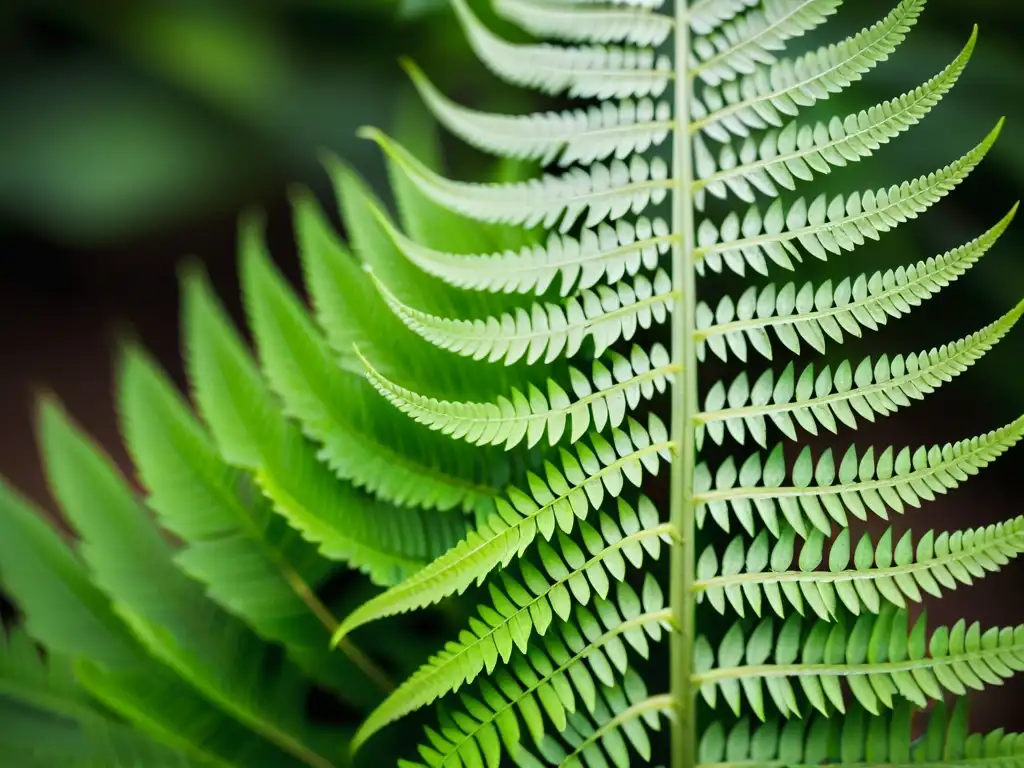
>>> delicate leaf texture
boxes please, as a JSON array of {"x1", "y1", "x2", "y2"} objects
[
  {"x1": 372, "y1": 266, "x2": 673, "y2": 364},
  {"x1": 694, "y1": 27, "x2": 977, "y2": 206},
  {"x1": 699, "y1": 300, "x2": 1024, "y2": 446},
  {"x1": 494, "y1": 0, "x2": 674, "y2": 46},
  {"x1": 334, "y1": 0, "x2": 1023, "y2": 763},
  {"x1": 695, "y1": 607, "x2": 1024, "y2": 717},
  {"x1": 697, "y1": 416, "x2": 1024, "y2": 538},
  {"x1": 363, "y1": 126, "x2": 671, "y2": 233},
  {"x1": 691, "y1": 0, "x2": 842, "y2": 87},
  {"x1": 355, "y1": 502, "x2": 672, "y2": 749},
  {"x1": 334, "y1": 414, "x2": 671, "y2": 643},
  {"x1": 696, "y1": 206, "x2": 1018, "y2": 362},
  {"x1": 373, "y1": 189, "x2": 674, "y2": 296},
  {"x1": 696, "y1": 519, "x2": 1024, "y2": 620},
  {"x1": 452, "y1": 0, "x2": 672, "y2": 100},
  {"x1": 362, "y1": 342, "x2": 674, "y2": 449},
  {"x1": 404, "y1": 579, "x2": 671, "y2": 768},
  {"x1": 696, "y1": 121, "x2": 1002, "y2": 277},
  {"x1": 241, "y1": 211, "x2": 502, "y2": 515},
  {"x1": 182, "y1": 264, "x2": 468, "y2": 585},
  {"x1": 692, "y1": 0, "x2": 927, "y2": 141},
  {"x1": 405, "y1": 61, "x2": 673, "y2": 168}
]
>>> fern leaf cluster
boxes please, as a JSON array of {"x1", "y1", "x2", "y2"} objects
[{"x1": 0, "y1": 0, "x2": 1021, "y2": 766}]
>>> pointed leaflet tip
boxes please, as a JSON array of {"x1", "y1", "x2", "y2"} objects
[
  {"x1": 398, "y1": 56, "x2": 422, "y2": 81},
  {"x1": 356, "y1": 125, "x2": 385, "y2": 144}
]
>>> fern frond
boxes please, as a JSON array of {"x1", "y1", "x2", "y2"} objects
[
  {"x1": 354, "y1": 500, "x2": 670, "y2": 750},
  {"x1": 375, "y1": 198, "x2": 673, "y2": 296},
  {"x1": 695, "y1": 29, "x2": 977, "y2": 206},
  {"x1": 697, "y1": 416, "x2": 1024, "y2": 537},
  {"x1": 495, "y1": 0, "x2": 674, "y2": 46},
  {"x1": 364, "y1": 127, "x2": 670, "y2": 233},
  {"x1": 334, "y1": 414, "x2": 670, "y2": 643},
  {"x1": 692, "y1": 0, "x2": 925, "y2": 142},
  {"x1": 0, "y1": 479, "x2": 301, "y2": 766},
  {"x1": 453, "y1": 0, "x2": 672, "y2": 100},
  {"x1": 361, "y1": 344, "x2": 673, "y2": 448},
  {"x1": 372, "y1": 266, "x2": 673, "y2": 364},
  {"x1": 695, "y1": 608, "x2": 1024, "y2": 717},
  {"x1": 699, "y1": 300, "x2": 1024, "y2": 446},
  {"x1": 692, "y1": 0, "x2": 841, "y2": 87},
  {"x1": 295, "y1": 184, "x2": 513, "y2": 400},
  {"x1": 241, "y1": 212, "x2": 501, "y2": 514},
  {"x1": 405, "y1": 61, "x2": 672, "y2": 168},
  {"x1": 697, "y1": 206, "x2": 1018, "y2": 362},
  {"x1": 183, "y1": 264, "x2": 468, "y2": 585},
  {"x1": 118, "y1": 345, "x2": 390, "y2": 705},
  {"x1": 696, "y1": 519, "x2": 1024, "y2": 620},
  {"x1": 697, "y1": 121, "x2": 1002, "y2": 277},
  {"x1": 699, "y1": 700, "x2": 1024, "y2": 768},
  {"x1": 37, "y1": 400, "x2": 342, "y2": 768},
  {"x1": 406, "y1": 580, "x2": 669, "y2": 768}
]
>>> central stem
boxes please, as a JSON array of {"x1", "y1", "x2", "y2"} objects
[{"x1": 668, "y1": 1, "x2": 698, "y2": 768}]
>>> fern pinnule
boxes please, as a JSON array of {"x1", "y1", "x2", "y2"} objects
[
  {"x1": 696, "y1": 519, "x2": 1024, "y2": 620},
  {"x1": 694, "y1": 25, "x2": 977, "y2": 206},
  {"x1": 699, "y1": 299, "x2": 1024, "y2": 447},
  {"x1": 696, "y1": 205, "x2": 1018, "y2": 363}
]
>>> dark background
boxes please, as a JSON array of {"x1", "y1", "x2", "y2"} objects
[{"x1": 1, "y1": 0, "x2": 1021, "y2": 735}]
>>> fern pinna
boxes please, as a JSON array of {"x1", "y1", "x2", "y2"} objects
[{"x1": 0, "y1": 0, "x2": 1022, "y2": 767}]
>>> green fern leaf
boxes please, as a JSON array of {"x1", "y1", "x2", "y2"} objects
[
  {"x1": 371, "y1": 266, "x2": 673, "y2": 364},
  {"x1": 693, "y1": 0, "x2": 926, "y2": 142},
  {"x1": 696, "y1": 607, "x2": 1024, "y2": 717},
  {"x1": 37, "y1": 400, "x2": 343, "y2": 768},
  {"x1": 695, "y1": 28, "x2": 976, "y2": 206},
  {"x1": 353, "y1": 499, "x2": 670, "y2": 749},
  {"x1": 494, "y1": 0, "x2": 674, "y2": 46},
  {"x1": 697, "y1": 206, "x2": 1017, "y2": 362},
  {"x1": 699, "y1": 700, "x2": 1024, "y2": 767},
  {"x1": 0, "y1": 479, "x2": 307, "y2": 767},
  {"x1": 404, "y1": 60, "x2": 673, "y2": 168},
  {"x1": 699, "y1": 300, "x2": 1024, "y2": 446},
  {"x1": 182, "y1": 264, "x2": 468, "y2": 585},
  {"x1": 334, "y1": 415, "x2": 670, "y2": 642},
  {"x1": 362, "y1": 341, "x2": 673, "y2": 449},
  {"x1": 240, "y1": 213, "x2": 501, "y2": 515},
  {"x1": 118, "y1": 344, "x2": 393, "y2": 705},
  {"x1": 696, "y1": 519, "x2": 1024, "y2": 620},
  {"x1": 697, "y1": 416, "x2": 1024, "y2": 537},
  {"x1": 696, "y1": 122, "x2": 1002, "y2": 277},
  {"x1": 404, "y1": 579, "x2": 669, "y2": 768},
  {"x1": 370, "y1": 187, "x2": 673, "y2": 296},
  {"x1": 453, "y1": 0, "x2": 672, "y2": 100},
  {"x1": 0, "y1": 622, "x2": 216, "y2": 768},
  {"x1": 691, "y1": 0, "x2": 841, "y2": 87}
]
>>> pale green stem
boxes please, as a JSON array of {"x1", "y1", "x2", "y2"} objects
[{"x1": 669, "y1": 2, "x2": 699, "y2": 768}]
